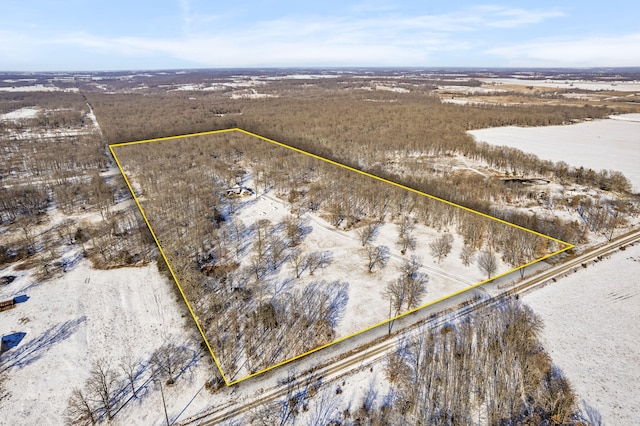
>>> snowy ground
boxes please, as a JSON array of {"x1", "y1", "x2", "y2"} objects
[
  {"x1": 0, "y1": 107, "x2": 40, "y2": 121},
  {"x1": 440, "y1": 98, "x2": 493, "y2": 106},
  {"x1": 276, "y1": 242, "x2": 640, "y2": 426},
  {"x1": 237, "y1": 192, "x2": 502, "y2": 342},
  {"x1": 468, "y1": 114, "x2": 640, "y2": 192},
  {"x1": 0, "y1": 84, "x2": 78, "y2": 92},
  {"x1": 481, "y1": 78, "x2": 640, "y2": 92},
  {"x1": 0, "y1": 261, "x2": 199, "y2": 424},
  {"x1": 523, "y1": 243, "x2": 640, "y2": 425},
  {"x1": 0, "y1": 256, "x2": 438, "y2": 425},
  {"x1": 2, "y1": 72, "x2": 637, "y2": 423}
]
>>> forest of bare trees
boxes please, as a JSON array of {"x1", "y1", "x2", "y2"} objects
[
  {"x1": 2, "y1": 77, "x2": 635, "y2": 284},
  {"x1": 249, "y1": 297, "x2": 589, "y2": 426},
  {"x1": 86, "y1": 82, "x2": 637, "y2": 248},
  {"x1": 0, "y1": 91, "x2": 158, "y2": 278},
  {"x1": 355, "y1": 298, "x2": 584, "y2": 425}
]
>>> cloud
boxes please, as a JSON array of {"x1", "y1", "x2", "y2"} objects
[
  {"x1": 350, "y1": 0, "x2": 398, "y2": 13},
  {"x1": 486, "y1": 33, "x2": 640, "y2": 67},
  {"x1": 475, "y1": 5, "x2": 564, "y2": 28},
  {"x1": 0, "y1": 4, "x2": 572, "y2": 69},
  {"x1": 178, "y1": 0, "x2": 193, "y2": 35}
]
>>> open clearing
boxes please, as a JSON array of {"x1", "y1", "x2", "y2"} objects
[
  {"x1": 523, "y1": 242, "x2": 640, "y2": 425},
  {"x1": 481, "y1": 78, "x2": 640, "y2": 92},
  {"x1": 112, "y1": 129, "x2": 569, "y2": 383},
  {"x1": 0, "y1": 261, "x2": 199, "y2": 425},
  {"x1": 468, "y1": 114, "x2": 640, "y2": 192}
]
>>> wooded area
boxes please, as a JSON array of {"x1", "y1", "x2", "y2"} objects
[
  {"x1": 88, "y1": 84, "x2": 635, "y2": 246},
  {"x1": 113, "y1": 129, "x2": 562, "y2": 380},
  {"x1": 355, "y1": 298, "x2": 586, "y2": 425}
]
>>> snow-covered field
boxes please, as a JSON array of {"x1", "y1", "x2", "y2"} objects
[
  {"x1": 374, "y1": 85, "x2": 410, "y2": 93},
  {"x1": 0, "y1": 261, "x2": 204, "y2": 424},
  {"x1": 0, "y1": 84, "x2": 78, "y2": 92},
  {"x1": 482, "y1": 78, "x2": 640, "y2": 92},
  {"x1": 441, "y1": 98, "x2": 492, "y2": 106},
  {"x1": 0, "y1": 255, "x2": 439, "y2": 425},
  {"x1": 229, "y1": 90, "x2": 277, "y2": 99},
  {"x1": 2, "y1": 71, "x2": 638, "y2": 423},
  {"x1": 523, "y1": 243, "x2": 640, "y2": 425},
  {"x1": 468, "y1": 114, "x2": 640, "y2": 192},
  {"x1": 0, "y1": 107, "x2": 40, "y2": 121}
]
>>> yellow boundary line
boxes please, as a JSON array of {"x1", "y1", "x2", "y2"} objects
[{"x1": 110, "y1": 128, "x2": 574, "y2": 386}]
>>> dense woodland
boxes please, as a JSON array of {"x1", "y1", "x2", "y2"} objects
[
  {"x1": 0, "y1": 91, "x2": 154, "y2": 275},
  {"x1": 382, "y1": 298, "x2": 577, "y2": 425},
  {"x1": 87, "y1": 85, "x2": 635, "y2": 246}
]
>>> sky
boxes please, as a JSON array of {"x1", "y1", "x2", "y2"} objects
[{"x1": 1, "y1": 0, "x2": 639, "y2": 71}]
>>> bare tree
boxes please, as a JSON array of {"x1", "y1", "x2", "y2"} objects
[
  {"x1": 397, "y1": 216, "x2": 416, "y2": 254},
  {"x1": 57, "y1": 218, "x2": 77, "y2": 245},
  {"x1": 356, "y1": 222, "x2": 381, "y2": 247},
  {"x1": 268, "y1": 235, "x2": 288, "y2": 270},
  {"x1": 385, "y1": 277, "x2": 407, "y2": 317},
  {"x1": 460, "y1": 245, "x2": 475, "y2": 267},
  {"x1": 327, "y1": 202, "x2": 344, "y2": 228},
  {"x1": 248, "y1": 254, "x2": 267, "y2": 282},
  {"x1": 18, "y1": 218, "x2": 39, "y2": 255},
  {"x1": 365, "y1": 245, "x2": 390, "y2": 273},
  {"x1": 86, "y1": 358, "x2": 117, "y2": 421},
  {"x1": 307, "y1": 251, "x2": 321, "y2": 275},
  {"x1": 477, "y1": 250, "x2": 498, "y2": 280},
  {"x1": 503, "y1": 232, "x2": 540, "y2": 277},
  {"x1": 120, "y1": 352, "x2": 142, "y2": 399},
  {"x1": 429, "y1": 233, "x2": 453, "y2": 263},
  {"x1": 90, "y1": 172, "x2": 113, "y2": 221},
  {"x1": 387, "y1": 256, "x2": 429, "y2": 313},
  {"x1": 307, "y1": 250, "x2": 332, "y2": 275},
  {"x1": 64, "y1": 387, "x2": 96, "y2": 425},
  {"x1": 150, "y1": 342, "x2": 191, "y2": 385},
  {"x1": 230, "y1": 218, "x2": 246, "y2": 260},
  {"x1": 405, "y1": 272, "x2": 428, "y2": 310},
  {"x1": 288, "y1": 249, "x2": 308, "y2": 278},
  {"x1": 399, "y1": 255, "x2": 422, "y2": 277},
  {"x1": 252, "y1": 219, "x2": 272, "y2": 265},
  {"x1": 282, "y1": 215, "x2": 304, "y2": 247}
]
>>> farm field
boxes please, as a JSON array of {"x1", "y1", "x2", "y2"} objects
[
  {"x1": 469, "y1": 114, "x2": 640, "y2": 191},
  {"x1": 523, "y1": 242, "x2": 640, "y2": 425},
  {"x1": 481, "y1": 77, "x2": 640, "y2": 92}
]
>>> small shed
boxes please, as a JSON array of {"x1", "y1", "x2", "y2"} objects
[{"x1": 0, "y1": 298, "x2": 15, "y2": 312}]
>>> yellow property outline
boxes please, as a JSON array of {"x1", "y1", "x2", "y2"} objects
[{"x1": 109, "y1": 128, "x2": 574, "y2": 386}]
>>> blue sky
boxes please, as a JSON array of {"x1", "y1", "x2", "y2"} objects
[{"x1": 1, "y1": 1, "x2": 639, "y2": 71}]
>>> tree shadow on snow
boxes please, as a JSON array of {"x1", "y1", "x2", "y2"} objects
[{"x1": 0, "y1": 316, "x2": 86, "y2": 372}]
